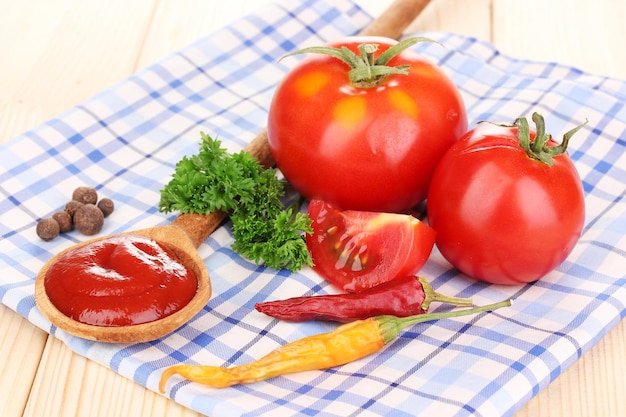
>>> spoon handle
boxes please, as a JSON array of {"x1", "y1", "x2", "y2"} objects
[
  {"x1": 172, "y1": 0, "x2": 431, "y2": 249},
  {"x1": 360, "y1": 0, "x2": 431, "y2": 40}
]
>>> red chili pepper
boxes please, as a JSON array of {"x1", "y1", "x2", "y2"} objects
[{"x1": 254, "y1": 276, "x2": 472, "y2": 322}]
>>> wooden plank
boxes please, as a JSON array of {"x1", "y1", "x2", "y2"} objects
[
  {"x1": 516, "y1": 320, "x2": 626, "y2": 417},
  {"x1": 23, "y1": 337, "x2": 202, "y2": 417},
  {"x1": 137, "y1": 0, "x2": 272, "y2": 69},
  {"x1": 407, "y1": 0, "x2": 492, "y2": 40},
  {"x1": 1, "y1": 1, "x2": 625, "y2": 417},
  {"x1": 0, "y1": 0, "x2": 157, "y2": 144},
  {"x1": 493, "y1": 0, "x2": 626, "y2": 78},
  {"x1": 0, "y1": 305, "x2": 47, "y2": 417}
]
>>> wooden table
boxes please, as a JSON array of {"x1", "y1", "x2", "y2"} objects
[{"x1": 1, "y1": 1, "x2": 625, "y2": 416}]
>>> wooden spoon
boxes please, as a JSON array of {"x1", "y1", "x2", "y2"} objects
[
  {"x1": 34, "y1": 133, "x2": 272, "y2": 344},
  {"x1": 34, "y1": 0, "x2": 432, "y2": 344},
  {"x1": 35, "y1": 226, "x2": 212, "y2": 344}
]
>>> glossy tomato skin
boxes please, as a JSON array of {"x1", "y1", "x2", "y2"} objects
[
  {"x1": 426, "y1": 123, "x2": 585, "y2": 285},
  {"x1": 306, "y1": 199, "x2": 436, "y2": 292},
  {"x1": 268, "y1": 36, "x2": 467, "y2": 213}
]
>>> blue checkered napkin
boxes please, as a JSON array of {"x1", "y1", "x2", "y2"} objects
[{"x1": 1, "y1": 0, "x2": 625, "y2": 416}]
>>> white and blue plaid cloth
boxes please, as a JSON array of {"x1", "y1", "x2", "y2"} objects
[{"x1": 1, "y1": 1, "x2": 625, "y2": 416}]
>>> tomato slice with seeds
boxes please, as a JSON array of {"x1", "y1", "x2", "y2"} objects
[{"x1": 305, "y1": 199, "x2": 436, "y2": 292}]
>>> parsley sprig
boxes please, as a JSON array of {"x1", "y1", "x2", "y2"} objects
[{"x1": 159, "y1": 132, "x2": 313, "y2": 272}]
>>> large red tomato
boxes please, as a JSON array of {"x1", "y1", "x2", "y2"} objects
[
  {"x1": 267, "y1": 36, "x2": 467, "y2": 213},
  {"x1": 306, "y1": 199, "x2": 436, "y2": 292},
  {"x1": 426, "y1": 113, "x2": 586, "y2": 285}
]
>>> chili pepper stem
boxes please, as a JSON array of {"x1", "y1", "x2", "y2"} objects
[
  {"x1": 377, "y1": 299, "x2": 512, "y2": 344},
  {"x1": 418, "y1": 277, "x2": 473, "y2": 311}
]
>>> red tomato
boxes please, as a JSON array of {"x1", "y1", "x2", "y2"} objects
[
  {"x1": 426, "y1": 115, "x2": 586, "y2": 284},
  {"x1": 267, "y1": 36, "x2": 467, "y2": 213},
  {"x1": 306, "y1": 199, "x2": 436, "y2": 292}
]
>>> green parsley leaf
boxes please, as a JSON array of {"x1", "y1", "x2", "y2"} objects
[{"x1": 159, "y1": 132, "x2": 312, "y2": 272}]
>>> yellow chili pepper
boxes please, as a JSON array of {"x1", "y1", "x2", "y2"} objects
[{"x1": 159, "y1": 299, "x2": 511, "y2": 392}]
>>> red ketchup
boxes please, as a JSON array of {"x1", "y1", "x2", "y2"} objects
[{"x1": 44, "y1": 234, "x2": 198, "y2": 326}]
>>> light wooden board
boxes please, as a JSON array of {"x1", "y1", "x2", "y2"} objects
[{"x1": 1, "y1": 1, "x2": 624, "y2": 416}]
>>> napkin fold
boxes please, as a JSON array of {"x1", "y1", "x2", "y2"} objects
[{"x1": 1, "y1": 0, "x2": 625, "y2": 416}]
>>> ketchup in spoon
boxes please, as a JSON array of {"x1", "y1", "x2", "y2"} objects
[{"x1": 44, "y1": 235, "x2": 197, "y2": 326}]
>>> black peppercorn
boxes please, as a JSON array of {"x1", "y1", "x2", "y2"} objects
[
  {"x1": 72, "y1": 186, "x2": 98, "y2": 205},
  {"x1": 73, "y1": 204, "x2": 104, "y2": 235},
  {"x1": 36, "y1": 218, "x2": 60, "y2": 241}
]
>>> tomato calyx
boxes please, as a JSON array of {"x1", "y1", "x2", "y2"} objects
[
  {"x1": 281, "y1": 37, "x2": 437, "y2": 88},
  {"x1": 483, "y1": 112, "x2": 588, "y2": 166},
  {"x1": 516, "y1": 112, "x2": 588, "y2": 166}
]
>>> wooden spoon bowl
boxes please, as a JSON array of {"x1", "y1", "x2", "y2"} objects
[{"x1": 35, "y1": 223, "x2": 213, "y2": 343}]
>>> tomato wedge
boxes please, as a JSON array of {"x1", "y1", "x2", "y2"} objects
[{"x1": 305, "y1": 199, "x2": 436, "y2": 292}]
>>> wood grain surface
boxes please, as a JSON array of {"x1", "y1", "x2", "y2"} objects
[{"x1": 1, "y1": 1, "x2": 625, "y2": 416}]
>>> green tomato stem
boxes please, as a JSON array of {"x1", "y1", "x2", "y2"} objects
[
  {"x1": 515, "y1": 112, "x2": 588, "y2": 167},
  {"x1": 280, "y1": 37, "x2": 438, "y2": 88}
]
